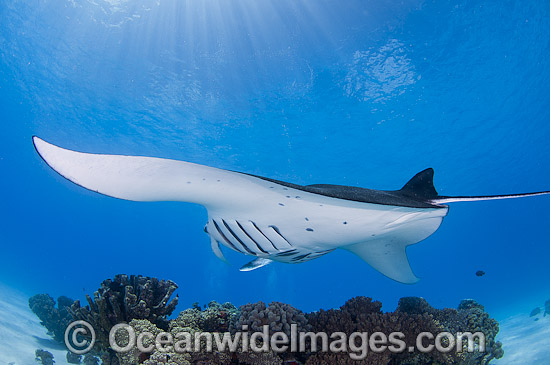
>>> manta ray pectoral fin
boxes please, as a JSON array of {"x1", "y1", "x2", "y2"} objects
[
  {"x1": 343, "y1": 239, "x2": 419, "y2": 284},
  {"x1": 210, "y1": 237, "x2": 229, "y2": 264},
  {"x1": 32, "y1": 137, "x2": 254, "y2": 208},
  {"x1": 239, "y1": 258, "x2": 273, "y2": 272}
]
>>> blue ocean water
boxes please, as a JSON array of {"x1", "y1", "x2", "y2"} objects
[{"x1": 0, "y1": 0, "x2": 549, "y2": 329}]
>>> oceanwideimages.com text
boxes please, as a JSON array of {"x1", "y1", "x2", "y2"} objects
[{"x1": 104, "y1": 323, "x2": 486, "y2": 360}]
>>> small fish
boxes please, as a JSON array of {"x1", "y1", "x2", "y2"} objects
[
  {"x1": 475, "y1": 270, "x2": 485, "y2": 277},
  {"x1": 530, "y1": 307, "x2": 541, "y2": 317}
]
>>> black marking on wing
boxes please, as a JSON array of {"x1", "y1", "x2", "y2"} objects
[
  {"x1": 212, "y1": 220, "x2": 243, "y2": 253},
  {"x1": 236, "y1": 221, "x2": 268, "y2": 254},
  {"x1": 250, "y1": 221, "x2": 279, "y2": 251},
  {"x1": 308, "y1": 249, "x2": 335, "y2": 259},
  {"x1": 292, "y1": 253, "x2": 310, "y2": 262},
  {"x1": 269, "y1": 225, "x2": 292, "y2": 246},
  {"x1": 222, "y1": 219, "x2": 256, "y2": 255},
  {"x1": 276, "y1": 249, "x2": 298, "y2": 257}
]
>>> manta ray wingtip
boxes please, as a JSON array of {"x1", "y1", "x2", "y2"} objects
[
  {"x1": 32, "y1": 135, "x2": 43, "y2": 152},
  {"x1": 32, "y1": 136, "x2": 56, "y2": 161}
]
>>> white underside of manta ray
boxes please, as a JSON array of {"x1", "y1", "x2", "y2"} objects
[{"x1": 32, "y1": 137, "x2": 550, "y2": 284}]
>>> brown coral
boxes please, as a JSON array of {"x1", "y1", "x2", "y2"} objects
[
  {"x1": 69, "y1": 274, "x2": 178, "y2": 351},
  {"x1": 234, "y1": 301, "x2": 310, "y2": 336}
]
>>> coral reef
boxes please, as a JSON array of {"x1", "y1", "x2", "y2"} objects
[
  {"x1": 82, "y1": 355, "x2": 100, "y2": 365},
  {"x1": 69, "y1": 274, "x2": 178, "y2": 350},
  {"x1": 395, "y1": 297, "x2": 504, "y2": 364},
  {"x1": 29, "y1": 294, "x2": 74, "y2": 342},
  {"x1": 30, "y1": 275, "x2": 504, "y2": 365},
  {"x1": 35, "y1": 349, "x2": 55, "y2": 365},
  {"x1": 232, "y1": 301, "x2": 310, "y2": 363},
  {"x1": 114, "y1": 319, "x2": 164, "y2": 364},
  {"x1": 66, "y1": 351, "x2": 82, "y2": 364},
  {"x1": 200, "y1": 301, "x2": 240, "y2": 332},
  {"x1": 172, "y1": 300, "x2": 239, "y2": 333},
  {"x1": 306, "y1": 296, "x2": 447, "y2": 364},
  {"x1": 304, "y1": 296, "x2": 504, "y2": 365},
  {"x1": 234, "y1": 301, "x2": 310, "y2": 336}
]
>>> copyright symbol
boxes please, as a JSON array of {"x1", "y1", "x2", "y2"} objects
[{"x1": 64, "y1": 320, "x2": 96, "y2": 354}]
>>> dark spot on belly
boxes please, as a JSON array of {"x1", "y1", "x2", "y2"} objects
[
  {"x1": 306, "y1": 228, "x2": 314, "y2": 232},
  {"x1": 295, "y1": 196, "x2": 301, "y2": 199},
  {"x1": 278, "y1": 203, "x2": 285, "y2": 206},
  {"x1": 305, "y1": 217, "x2": 309, "y2": 221},
  {"x1": 283, "y1": 188, "x2": 288, "y2": 190},
  {"x1": 187, "y1": 181, "x2": 191, "y2": 184},
  {"x1": 343, "y1": 221, "x2": 347, "y2": 225},
  {"x1": 217, "y1": 179, "x2": 221, "y2": 182},
  {"x1": 286, "y1": 195, "x2": 291, "y2": 198}
]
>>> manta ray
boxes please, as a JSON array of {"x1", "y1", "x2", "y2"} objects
[{"x1": 32, "y1": 137, "x2": 549, "y2": 284}]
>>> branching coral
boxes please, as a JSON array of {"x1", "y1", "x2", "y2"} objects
[{"x1": 69, "y1": 274, "x2": 178, "y2": 351}]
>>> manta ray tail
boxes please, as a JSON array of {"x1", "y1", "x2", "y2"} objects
[
  {"x1": 400, "y1": 168, "x2": 550, "y2": 204},
  {"x1": 433, "y1": 191, "x2": 550, "y2": 204}
]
